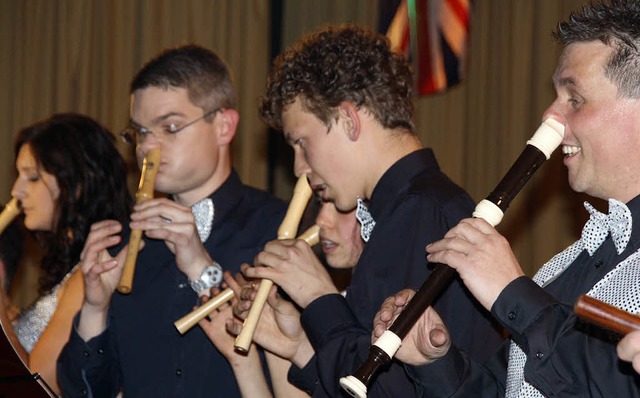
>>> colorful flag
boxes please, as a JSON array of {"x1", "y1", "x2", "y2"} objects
[{"x1": 379, "y1": 0, "x2": 471, "y2": 95}]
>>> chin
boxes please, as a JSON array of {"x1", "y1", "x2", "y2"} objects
[
  {"x1": 567, "y1": 178, "x2": 587, "y2": 195},
  {"x1": 25, "y1": 220, "x2": 47, "y2": 232},
  {"x1": 328, "y1": 258, "x2": 349, "y2": 269},
  {"x1": 334, "y1": 200, "x2": 357, "y2": 213}
]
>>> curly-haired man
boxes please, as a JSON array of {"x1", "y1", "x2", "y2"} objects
[{"x1": 244, "y1": 24, "x2": 504, "y2": 397}]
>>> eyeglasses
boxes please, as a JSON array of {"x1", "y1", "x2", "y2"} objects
[{"x1": 120, "y1": 108, "x2": 221, "y2": 144}]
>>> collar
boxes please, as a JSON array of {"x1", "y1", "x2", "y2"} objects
[
  {"x1": 189, "y1": 169, "x2": 245, "y2": 233},
  {"x1": 581, "y1": 194, "x2": 640, "y2": 257},
  {"x1": 619, "y1": 193, "x2": 640, "y2": 256},
  {"x1": 367, "y1": 148, "x2": 440, "y2": 220}
]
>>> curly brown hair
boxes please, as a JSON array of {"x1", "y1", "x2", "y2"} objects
[{"x1": 260, "y1": 24, "x2": 415, "y2": 133}]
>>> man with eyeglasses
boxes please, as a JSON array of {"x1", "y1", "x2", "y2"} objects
[{"x1": 57, "y1": 44, "x2": 287, "y2": 398}]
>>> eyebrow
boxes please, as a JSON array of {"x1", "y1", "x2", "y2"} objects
[
  {"x1": 129, "y1": 111, "x2": 186, "y2": 129},
  {"x1": 17, "y1": 165, "x2": 40, "y2": 174},
  {"x1": 552, "y1": 73, "x2": 579, "y2": 90},
  {"x1": 283, "y1": 131, "x2": 295, "y2": 145}
]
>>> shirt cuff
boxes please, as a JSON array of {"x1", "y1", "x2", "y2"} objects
[
  {"x1": 288, "y1": 355, "x2": 319, "y2": 394},
  {"x1": 67, "y1": 312, "x2": 110, "y2": 359},
  {"x1": 491, "y1": 276, "x2": 558, "y2": 347},
  {"x1": 301, "y1": 293, "x2": 356, "y2": 349}
]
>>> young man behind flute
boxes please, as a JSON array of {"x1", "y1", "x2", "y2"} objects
[
  {"x1": 242, "y1": 24, "x2": 504, "y2": 397},
  {"x1": 374, "y1": 0, "x2": 640, "y2": 396},
  {"x1": 57, "y1": 45, "x2": 287, "y2": 398}
]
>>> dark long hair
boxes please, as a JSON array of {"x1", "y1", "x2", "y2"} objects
[{"x1": 14, "y1": 113, "x2": 132, "y2": 295}]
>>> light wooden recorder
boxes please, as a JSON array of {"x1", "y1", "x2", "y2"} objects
[
  {"x1": 117, "y1": 147, "x2": 162, "y2": 294},
  {"x1": 574, "y1": 294, "x2": 640, "y2": 335},
  {"x1": 0, "y1": 198, "x2": 21, "y2": 235},
  {"x1": 173, "y1": 224, "x2": 320, "y2": 334},
  {"x1": 234, "y1": 173, "x2": 313, "y2": 353}
]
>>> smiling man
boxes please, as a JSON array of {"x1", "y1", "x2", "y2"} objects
[{"x1": 373, "y1": 1, "x2": 640, "y2": 396}]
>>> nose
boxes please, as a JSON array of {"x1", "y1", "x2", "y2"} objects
[
  {"x1": 11, "y1": 178, "x2": 24, "y2": 201},
  {"x1": 139, "y1": 129, "x2": 162, "y2": 144},
  {"x1": 541, "y1": 100, "x2": 566, "y2": 128},
  {"x1": 315, "y1": 202, "x2": 335, "y2": 230},
  {"x1": 137, "y1": 139, "x2": 162, "y2": 163},
  {"x1": 293, "y1": 149, "x2": 312, "y2": 178}
]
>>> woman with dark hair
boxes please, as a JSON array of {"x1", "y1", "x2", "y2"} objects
[{"x1": 7, "y1": 113, "x2": 131, "y2": 394}]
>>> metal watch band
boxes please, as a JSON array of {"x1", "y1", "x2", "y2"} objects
[{"x1": 189, "y1": 262, "x2": 223, "y2": 294}]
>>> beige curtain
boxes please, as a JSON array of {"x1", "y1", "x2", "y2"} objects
[
  {"x1": 0, "y1": 0, "x2": 597, "y2": 306},
  {"x1": 0, "y1": 0, "x2": 271, "y2": 307},
  {"x1": 0, "y1": 0, "x2": 271, "y2": 192}
]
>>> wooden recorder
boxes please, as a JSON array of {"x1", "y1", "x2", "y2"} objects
[
  {"x1": 117, "y1": 147, "x2": 161, "y2": 294},
  {"x1": 173, "y1": 225, "x2": 320, "y2": 334},
  {"x1": 234, "y1": 173, "x2": 313, "y2": 353}
]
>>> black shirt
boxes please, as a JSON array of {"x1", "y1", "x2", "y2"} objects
[
  {"x1": 289, "y1": 149, "x2": 504, "y2": 397},
  {"x1": 411, "y1": 195, "x2": 640, "y2": 397},
  {"x1": 58, "y1": 170, "x2": 287, "y2": 398}
]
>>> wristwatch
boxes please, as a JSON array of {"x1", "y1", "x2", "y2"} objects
[{"x1": 189, "y1": 262, "x2": 223, "y2": 294}]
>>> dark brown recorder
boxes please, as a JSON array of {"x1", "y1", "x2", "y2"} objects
[
  {"x1": 575, "y1": 295, "x2": 640, "y2": 335},
  {"x1": 339, "y1": 119, "x2": 565, "y2": 398}
]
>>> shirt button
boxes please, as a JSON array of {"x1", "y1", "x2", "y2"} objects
[
  {"x1": 176, "y1": 369, "x2": 182, "y2": 376},
  {"x1": 508, "y1": 311, "x2": 516, "y2": 320},
  {"x1": 536, "y1": 351, "x2": 544, "y2": 359},
  {"x1": 594, "y1": 260, "x2": 604, "y2": 268},
  {"x1": 178, "y1": 283, "x2": 188, "y2": 289},
  {"x1": 98, "y1": 348, "x2": 104, "y2": 355},
  {"x1": 83, "y1": 351, "x2": 90, "y2": 357},
  {"x1": 81, "y1": 389, "x2": 88, "y2": 396}
]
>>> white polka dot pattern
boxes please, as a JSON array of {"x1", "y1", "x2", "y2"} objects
[
  {"x1": 505, "y1": 199, "x2": 636, "y2": 397},
  {"x1": 581, "y1": 199, "x2": 632, "y2": 256},
  {"x1": 192, "y1": 197, "x2": 214, "y2": 243},
  {"x1": 356, "y1": 198, "x2": 376, "y2": 242}
]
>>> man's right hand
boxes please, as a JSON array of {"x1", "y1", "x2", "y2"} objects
[
  {"x1": 372, "y1": 289, "x2": 451, "y2": 366},
  {"x1": 228, "y1": 265, "x2": 314, "y2": 367},
  {"x1": 77, "y1": 220, "x2": 128, "y2": 340}
]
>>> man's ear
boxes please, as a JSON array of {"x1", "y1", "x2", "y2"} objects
[
  {"x1": 216, "y1": 109, "x2": 239, "y2": 146},
  {"x1": 337, "y1": 102, "x2": 361, "y2": 142}
]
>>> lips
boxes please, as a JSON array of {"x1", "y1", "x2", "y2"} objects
[
  {"x1": 311, "y1": 183, "x2": 327, "y2": 192},
  {"x1": 311, "y1": 183, "x2": 328, "y2": 200},
  {"x1": 321, "y1": 238, "x2": 337, "y2": 253}
]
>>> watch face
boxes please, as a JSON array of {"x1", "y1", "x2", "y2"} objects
[
  {"x1": 205, "y1": 263, "x2": 223, "y2": 285},
  {"x1": 190, "y1": 263, "x2": 223, "y2": 293}
]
